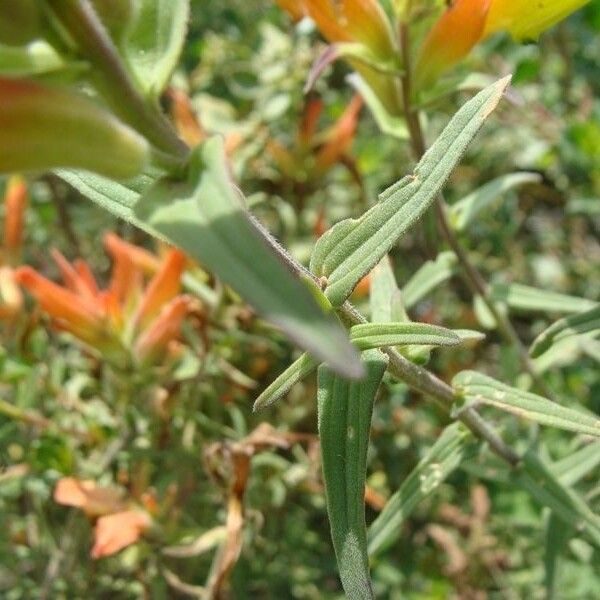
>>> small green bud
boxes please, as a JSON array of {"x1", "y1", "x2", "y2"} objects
[
  {"x1": 0, "y1": 78, "x2": 149, "y2": 179},
  {"x1": 0, "y1": 0, "x2": 42, "y2": 46}
]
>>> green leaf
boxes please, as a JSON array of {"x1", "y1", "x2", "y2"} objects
[
  {"x1": 402, "y1": 251, "x2": 457, "y2": 309},
  {"x1": 58, "y1": 141, "x2": 362, "y2": 378},
  {"x1": 0, "y1": 42, "x2": 86, "y2": 80},
  {"x1": 310, "y1": 76, "x2": 511, "y2": 306},
  {"x1": 449, "y1": 172, "x2": 541, "y2": 231},
  {"x1": 530, "y1": 305, "x2": 600, "y2": 358},
  {"x1": 123, "y1": 0, "x2": 189, "y2": 96},
  {"x1": 253, "y1": 353, "x2": 318, "y2": 412},
  {"x1": 347, "y1": 73, "x2": 408, "y2": 140},
  {"x1": 55, "y1": 169, "x2": 153, "y2": 223},
  {"x1": 544, "y1": 512, "x2": 572, "y2": 599},
  {"x1": 552, "y1": 441, "x2": 600, "y2": 487},
  {"x1": 367, "y1": 423, "x2": 475, "y2": 558},
  {"x1": 453, "y1": 371, "x2": 600, "y2": 437},
  {"x1": 134, "y1": 138, "x2": 363, "y2": 378},
  {"x1": 369, "y1": 256, "x2": 399, "y2": 324},
  {"x1": 349, "y1": 322, "x2": 461, "y2": 351},
  {"x1": 318, "y1": 350, "x2": 388, "y2": 599},
  {"x1": 516, "y1": 451, "x2": 600, "y2": 548},
  {"x1": 490, "y1": 283, "x2": 597, "y2": 314}
]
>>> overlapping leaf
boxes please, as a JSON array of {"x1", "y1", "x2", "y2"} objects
[
  {"x1": 490, "y1": 283, "x2": 596, "y2": 314},
  {"x1": 449, "y1": 172, "x2": 541, "y2": 231},
  {"x1": 530, "y1": 305, "x2": 600, "y2": 358},
  {"x1": 318, "y1": 350, "x2": 388, "y2": 599},
  {"x1": 453, "y1": 371, "x2": 600, "y2": 437},
  {"x1": 123, "y1": 0, "x2": 190, "y2": 96},
  {"x1": 310, "y1": 77, "x2": 511, "y2": 306},
  {"x1": 59, "y1": 138, "x2": 363, "y2": 378}
]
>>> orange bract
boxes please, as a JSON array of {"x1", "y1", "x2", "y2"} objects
[
  {"x1": 91, "y1": 510, "x2": 152, "y2": 559},
  {"x1": 415, "y1": 0, "x2": 589, "y2": 89},
  {"x1": 415, "y1": 0, "x2": 491, "y2": 89},
  {"x1": 16, "y1": 235, "x2": 193, "y2": 366},
  {"x1": 54, "y1": 477, "x2": 126, "y2": 517}
]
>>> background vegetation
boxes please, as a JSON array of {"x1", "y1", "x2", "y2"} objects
[{"x1": 1, "y1": 1, "x2": 599, "y2": 598}]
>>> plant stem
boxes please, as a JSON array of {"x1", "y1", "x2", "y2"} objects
[
  {"x1": 44, "y1": 0, "x2": 188, "y2": 160},
  {"x1": 248, "y1": 198, "x2": 520, "y2": 465},
  {"x1": 339, "y1": 303, "x2": 520, "y2": 466}
]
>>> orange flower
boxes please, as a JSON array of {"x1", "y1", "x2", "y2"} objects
[
  {"x1": 16, "y1": 235, "x2": 193, "y2": 366},
  {"x1": 91, "y1": 510, "x2": 152, "y2": 559},
  {"x1": 133, "y1": 250, "x2": 186, "y2": 330},
  {"x1": 134, "y1": 296, "x2": 192, "y2": 366},
  {"x1": 54, "y1": 477, "x2": 126, "y2": 517},
  {"x1": 53, "y1": 477, "x2": 152, "y2": 559},
  {"x1": 268, "y1": 94, "x2": 363, "y2": 181},
  {"x1": 315, "y1": 95, "x2": 363, "y2": 171},
  {"x1": 415, "y1": 0, "x2": 589, "y2": 89},
  {"x1": 0, "y1": 176, "x2": 27, "y2": 319},
  {"x1": 276, "y1": 0, "x2": 399, "y2": 114},
  {"x1": 2, "y1": 176, "x2": 27, "y2": 265},
  {"x1": 302, "y1": 0, "x2": 395, "y2": 59},
  {"x1": 415, "y1": 0, "x2": 491, "y2": 89}
]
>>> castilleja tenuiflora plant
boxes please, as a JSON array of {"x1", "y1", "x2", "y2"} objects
[{"x1": 0, "y1": 1, "x2": 597, "y2": 596}]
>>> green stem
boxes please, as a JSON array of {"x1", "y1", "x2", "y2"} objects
[
  {"x1": 45, "y1": 0, "x2": 188, "y2": 161},
  {"x1": 339, "y1": 303, "x2": 520, "y2": 466}
]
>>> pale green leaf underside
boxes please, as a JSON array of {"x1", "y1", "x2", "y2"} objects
[
  {"x1": 530, "y1": 305, "x2": 600, "y2": 358},
  {"x1": 311, "y1": 76, "x2": 511, "y2": 306},
  {"x1": 58, "y1": 139, "x2": 363, "y2": 378},
  {"x1": 318, "y1": 350, "x2": 388, "y2": 599},
  {"x1": 368, "y1": 423, "x2": 475, "y2": 557},
  {"x1": 516, "y1": 452, "x2": 600, "y2": 548},
  {"x1": 490, "y1": 283, "x2": 597, "y2": 314},
  {"x1": 449, "y1": 172, "x2": 541, "y2": 231},
  {"x1": 453, "y1": 371, "x2": 600, "y2": 437},
  {"x1": 402, "y1": 251, "x2": 457, "y2": 309},
  {"x1": 124, "y1": 0, "x2": 189, "y2": 95}
]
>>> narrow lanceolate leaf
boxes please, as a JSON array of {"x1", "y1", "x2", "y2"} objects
[
  {"x1": 544, "y1": 512, "x2": 571, "y2": 599},
  {"x1": 530, "y1": 306, "x2": 600, "y2": 358},
  {"x1": 369, "y1": 256, "x2": 398, "y2": 324},
  {"x1": 490, "y1": 283, "x2": 597, "y2": 314},
  {"x1": 347, "y1": 73, "x2": 409, "y2": 140},
  {"x1": 402, "y1": 251, "x2": 457, "y2": 309},
  {"x1": 310, "y1": 77, "x2": 511, "y2": 306},
  {"x1": 134, "y1": 137, "x2": 362, "y2": 378},
  {"x1": 350, "y1": 322, "x2": 461, "y2": 351},
  {"x1": 449, "y1": 172, "x2": 541, "y2": 231},
  {"x1": 123, "y1": 0, "x2": 190, "y2": 95},
  {"x1": 552, "y1": 441, "x2": 600, "y2": 487},
  {"x1": 58, "y1": 146, "x2": 362, "y2": 378},
  {"x1": 516, "y1": 451, "x2": 600, "y2": 548},
  {"x1": 367, "y1": 423, "x2": 476, "y2": 558},
  {"x1": 0, "y1": 78, "x2": 149, "y2": 179},
  {"x1": 453, "y1": 371, "x2": 600, "y2": 437},
  {"x1": 253, "y1": 353, "x2": 318, "y2": 412},
  {"x1": 318, "y1": 350, "x2": 388, "y2": 599}
]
